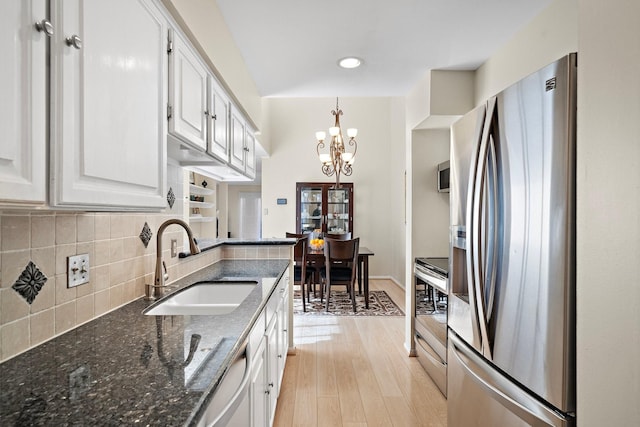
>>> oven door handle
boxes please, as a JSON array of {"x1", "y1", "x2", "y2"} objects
[{"x1": 414, "y1": 265, "x2": 447, "y2": 281}]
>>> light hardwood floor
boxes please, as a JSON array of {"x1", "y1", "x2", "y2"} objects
[{"x1": 274, "y1": 279, "x2": 448, "y2": 427}]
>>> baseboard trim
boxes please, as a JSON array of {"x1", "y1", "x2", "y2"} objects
[{"x1": 370, "y1": 275, "x2": 405, "y2": 290}]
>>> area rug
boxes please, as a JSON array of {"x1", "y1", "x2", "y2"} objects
[
  {"x1": 293, "y1": 290, "x2": 404, "y2": 316},
  {"x1": 415, "y1": 292, "x2": 447, "y2": 315}
]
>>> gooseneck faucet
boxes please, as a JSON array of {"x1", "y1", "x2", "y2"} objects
[{"x1": 146, "y1": 218, "x2": 200, "y2": 300}]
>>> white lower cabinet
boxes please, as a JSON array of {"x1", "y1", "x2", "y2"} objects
[
  {"x1": 249, "y1": 273, "x2": 290, "y2": 427},
  {"x1": 49, "y1": 0, "x2": 168, "y2": 210},
  {"x1": 266, "y1": 314, "x2": 279, "y2": 425},
  {"x1": 250, "y1": 336, "x2": 269, "y2": 427},
  {"x1": 276, "y1": 283, "x2": 290, "y2": 391},
  {"x1": 199, "y1": 270, "x2": 290, "y2": 427}
]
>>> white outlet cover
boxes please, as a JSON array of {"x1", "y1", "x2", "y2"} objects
[{"x1": 67, "y1": 254, "x2": 90, "y2": 288}]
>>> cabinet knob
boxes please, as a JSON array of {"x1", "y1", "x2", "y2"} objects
[
  {"x1": 243, "y1": 147, "x2": 250, "y2": 152},
  {"x1": 268, "y1": 382, "x2": 274, "y2": 388},
  {"x1": 65, "y1": 35, "x2": 82, "y2": 50},
  {"x1": 35, "y1": 19, "x2": 54, "y2": 37}
]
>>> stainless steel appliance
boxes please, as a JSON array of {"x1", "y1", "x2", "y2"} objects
[
  {"x1": 448, "y1": 53, "x2": 576, "y2": 427},
  {"x1": 414, "y1": 257, "x2": 448, "y2": 396},
  {"x1": 437, "y1": 161, "x2": 450, "y2": 193}
]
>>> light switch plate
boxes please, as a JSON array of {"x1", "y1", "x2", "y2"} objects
[
  {"x1": 171, "y1": 239, "x2": 177, "y2": 258},
  {"x1": 67, "y1": 254, "x2": 90, "y2": 288}
]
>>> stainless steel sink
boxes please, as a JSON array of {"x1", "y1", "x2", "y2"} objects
[{"x1": 143, "y1": 281, "x2": 257, "y2": 316}]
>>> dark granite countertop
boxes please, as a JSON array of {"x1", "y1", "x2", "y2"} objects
[
  {"x1": 0, "y1": 259, "x2": 290, "y2": 426},
  {"x1": 180, "y1": 238, "x2": 296, "y2": 258}
]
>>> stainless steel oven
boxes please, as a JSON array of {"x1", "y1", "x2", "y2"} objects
[{"x1": 414, "y1": 257, "x2": 448, "y2": 396}]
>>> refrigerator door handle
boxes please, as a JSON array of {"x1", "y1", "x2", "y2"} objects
[
  {"x1": 450, "y1": 333, "x2": 570, "y2": 427},
  {"x1": 464, "y1": 105, "x2": 487, "y2": 350},
  {"x1": 470, "y1": 97, "x2": 497, "y2": 358},
  {"x1": 484, "y1": 130, "x2": 499, "y2": 333}
]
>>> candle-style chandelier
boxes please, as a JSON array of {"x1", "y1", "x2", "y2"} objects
[{"x1": 314, "y1": 98, "x2": 358, "y2": 187}]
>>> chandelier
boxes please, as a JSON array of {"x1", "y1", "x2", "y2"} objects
[{"x1": 314, "y1": 98, "x2": 358, "y2": 187}]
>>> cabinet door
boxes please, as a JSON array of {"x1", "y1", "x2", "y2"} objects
[
  {"x1": 244, "y1": 127, "x2": 256, "y2": 179},
  {"x1": 50, "y1": 0, "x2": 167, "y2": 209},
  {"x1": 327, "y1": 186, "x2": 352, "y2": 236},
  {"x1": 169, "y1": 29, "x2": 207, "y2": 151},
  {"x1": 296, "y1": 183, "x2": 324, "y2": 234},
  {"x1": 229, "y1": 109, "x2": 246, "y2": 171},
  {"x1": 276, "y1": 290, "x2": 289, "y2": 390},
  {"x1": 0, "y1": 0, "x2": 47, "y2": 204},
  {"x1": 266, "y1": 316, "x2": 279, "y2": 426},
  {"x1": 207, "y1": 78, "x2": 230, "y2": 162},
  {"x1": 250, "y1": 338, "x2": 268, "y2": 427},
  {"x1": 296, "y1": 182, "x2": 354, "y2": 235}
]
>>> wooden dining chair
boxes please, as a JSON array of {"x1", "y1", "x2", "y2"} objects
[
  {"x1": 324, "y1": 232, "x2": 352, "y2": 240},
  {"x1": 323, "y1": 232, "x2": 353, "y2": 274},
  {"x1": 286, "y1": 232, "x2": 312, "y2": 311},
  {"x1": 320, "y1": 237, "x2": 359, "y2": 312}
]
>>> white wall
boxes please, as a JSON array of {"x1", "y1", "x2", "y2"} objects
[
  {"x1": 261, "y1": 97, "x2": 403, "y2": 279},
  {"x1": 405, "y1": 73, "x2": 432, "y2": 130},
  {"x1": 411, "y1": 129, "x2": 450, "y2": 258},
  {"x1": 389, "y1": 97, "x2": 408, "y2": 285},
  {"x1": 475, "y1": 0, "x2": 578, "y2": 104},
  {"x1": 577, "y1": 0, "x2": 640, "y2": 424}
]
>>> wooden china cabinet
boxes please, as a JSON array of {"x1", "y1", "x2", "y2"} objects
[{"x1": 295, "y1": 182, "x2": 354, "y2": 236}]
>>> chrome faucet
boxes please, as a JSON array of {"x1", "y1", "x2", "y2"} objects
[{"x1": 146, "y1": 219, "x2": 200, "y2": 300}]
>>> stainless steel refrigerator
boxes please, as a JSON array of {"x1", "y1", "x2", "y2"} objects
[{"x1": 447, "y1": 53, "x2": 577, "y2": 427}]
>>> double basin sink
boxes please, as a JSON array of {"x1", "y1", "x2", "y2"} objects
[{"x1": 144, "y1": 280, "x2": 257, "y2": 316}]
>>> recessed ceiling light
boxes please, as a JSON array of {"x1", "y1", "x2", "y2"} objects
[{"x1": 338, "y1": 57, "x2": 362, "y2": 69}]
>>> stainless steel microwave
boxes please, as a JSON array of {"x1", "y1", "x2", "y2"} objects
[{"x1": 437, "y1": 161, "x2": 450, "y2": 193}]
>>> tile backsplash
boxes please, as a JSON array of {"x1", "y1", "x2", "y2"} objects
[
  {"x1": 0, "y1": 211, "x2": 291, "y2": 363},
  {"x1": 0, "y1": 211, "x2": 214, "y2": 362}
]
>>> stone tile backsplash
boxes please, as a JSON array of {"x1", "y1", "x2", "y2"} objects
[{"x1": 0, "y1": 211, "x2": 217, "y2": 363}]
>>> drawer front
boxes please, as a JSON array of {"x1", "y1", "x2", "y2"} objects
[
  {"x1": 248, "y1": 313, "x2": 266, "y2": 359},
  {"x1": 415, "y1": 333, "x2": 447, "y2": 397},
  {"x1": 415, "y1": 318, "x2": 447, "y2": 362},
  {"x1": 266, "y1": 277, "x2": 286, "y2": 322}
]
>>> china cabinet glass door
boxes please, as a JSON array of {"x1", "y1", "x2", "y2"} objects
[
  {"x1": 296, "y1": 182, "x2": 353, "y2": 236},
  {"x1": 326, "y1": 188, "x2": 350, "y2": 236},
  {"x1": 298, "y1": 185, "x2": 323, "y2": 234}
]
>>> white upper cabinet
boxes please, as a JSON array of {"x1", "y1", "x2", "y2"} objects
[
  {"x1": 0, "y1": 0, "x2": 47, "y2": 204},
  {"x1": 245, "y1": 126, "x2": 256, "y2": 179},
  {"x1": 168, "y1": 29, "x2": 207, "y2": 152},
  {"x1": 207, "y1": 77, "x2": 230, "y2": 162},
  {"x1": 164, "y1": 19, "x2": 256, "y2": 182},
  {"x1": 229, "y1": 106, "x2": 257, "y2": 178},
  {"x1": 50, "y1": 0, "x2": 168, "y2": 209},
  {"x1": 230, "y1": 108, "x2": 246, "y2": 171}
]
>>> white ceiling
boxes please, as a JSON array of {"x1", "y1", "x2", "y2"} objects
[{"x1": 216, "y1": 0, "x2": 553, "y2": 97}]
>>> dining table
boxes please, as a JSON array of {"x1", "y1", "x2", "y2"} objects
[{"x1": 306, "y1": 245, "x2": 375, "y2": 308}]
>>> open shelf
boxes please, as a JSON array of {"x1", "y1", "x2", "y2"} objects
[
  {"x1": 189, "y1": 215, "x2": 215, "y2": 223},
  {"x1": 189, "y1": 200, "x2": 215, "y2": 209},
  {"x1": 189, "y1": 184, "x2": 214, "y2": 196}
]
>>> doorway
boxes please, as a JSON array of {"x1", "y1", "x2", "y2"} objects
[{"x1": 238, "y1": 191, "x2": 262, "y2": 238}]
